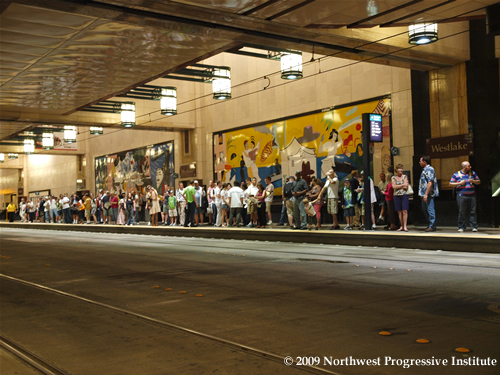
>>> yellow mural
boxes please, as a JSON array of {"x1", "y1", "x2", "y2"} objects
[{"x1": 214, "y1": 97, "x2": 391, "y2": 189}]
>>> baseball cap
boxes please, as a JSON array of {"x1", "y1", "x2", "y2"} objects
[
  {"x1": 194, "y1": 180, "x2": 199, "y2": 184},
  {"x1": 295, "y1": 170, "x2": 302, "y2": 175}
]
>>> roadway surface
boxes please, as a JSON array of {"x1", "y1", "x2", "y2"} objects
[{"x1": 0, "y1": 227, "x2": 499, "y2": 375}]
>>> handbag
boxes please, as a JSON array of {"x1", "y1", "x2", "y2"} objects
[{"x1": 407, "y1": 184, "x2": 414, "y2": 195}]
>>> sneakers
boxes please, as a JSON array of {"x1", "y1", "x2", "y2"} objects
[
  {"x1": 267, "y1": 220, "x2": 273, "y2": 225},
  {"x1": 424, "y1": 227, "x2": 436, "y2": 232},
  {"x1": 359, "y1": 224, "x2": 365, "y2": 229},
  {"x1": 372, "y1": 224, "x2": 376, "y2": 230},
  {"x1": 472, "y1": 228, "x2": 478, "y2": 232},
  {"x1": 277, "y1": 223, "x2": 284, "y2": 226},
  {"x1": 458, "y1": 228, "x2": 464, "y2": 233},
  {"x1": 344, "y1": 225, "x2": 353, "y2": 230}
]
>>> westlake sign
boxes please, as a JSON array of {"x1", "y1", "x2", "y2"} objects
[{"x1": 426, "y1": 134, "x2": 473, "y2": 158}]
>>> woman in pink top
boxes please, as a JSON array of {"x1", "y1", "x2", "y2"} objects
[{"x1": 383, "y1": 182, "x2": 398, "y2": 231}]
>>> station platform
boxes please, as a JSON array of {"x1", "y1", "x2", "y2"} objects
[{"x1": 2, "y1": 221, "x2": 499, "y2": 254}]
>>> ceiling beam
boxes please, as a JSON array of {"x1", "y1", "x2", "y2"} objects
[{"x1": 346, "y1": 0, "x2": 424, "y2": 28}]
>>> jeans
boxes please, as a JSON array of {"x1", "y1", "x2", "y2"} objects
[
  {"x1": 63, "y1": 208, "x2": 71, "y2": 224},
  {"x1": 45, "y1": 211, "x2": 51, "y2": 222},
  {"x1": 293, "y1": 198, "x2": 307, "y2": 228},
  {"x1": 50, "y1": 208, "x2": 58, "y2": 222},
  {"x1": 135, "y1": 209, "x2": 139, "y2": 224},
  {"x1": 279, "y1": 201, "x2": 287, "y2": 224},
  {"x1": 421, "y1": 196, "x2": 436, "y2": 229},
  {"x1": 112, "y1": 207, "x2": 118, "y2": 222},
  {"x1": 211, "y1": 203, "x2": 217, "y2": 223},
  {"x1": 457, "y1": 194, "x2": 477, "y2": 230},
  {"x1": 126, "y1": 209, "x2": 135, "y2": 225}
]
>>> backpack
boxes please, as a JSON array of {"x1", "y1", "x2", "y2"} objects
[{"x1": 283, "y1": 181, "x2": 295, "y2": 198}]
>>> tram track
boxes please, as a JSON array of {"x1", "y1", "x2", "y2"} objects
[
  {"x1": 0, "y1": 335, "x2": 72, "y2": 375},
  {"x1": 0, "y1": 273, "x2": 343, "y2": 375}
]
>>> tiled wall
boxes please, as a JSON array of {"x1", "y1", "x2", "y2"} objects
[{"x1": 25, "y1": 154, "x2": 78, "y2": 197}]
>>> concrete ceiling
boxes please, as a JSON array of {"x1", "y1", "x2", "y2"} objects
[{"x1": 0, "y1": 0, "x2": 497, "y2": 143}]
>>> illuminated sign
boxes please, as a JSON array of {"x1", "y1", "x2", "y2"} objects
[{"x1": 369, "y1": 114, "x2": 383, "y2": 142}]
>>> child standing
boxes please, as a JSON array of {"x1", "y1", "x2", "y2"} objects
[
  {"x1": 303, "y1": 198, "x2": 318, "y2": 230},
  {"x1": 168, "y1": 190, "x2": 178, "y2": 226},
  {"x1": 342, "y1": 179, "x2": 354, "y2": 230}
]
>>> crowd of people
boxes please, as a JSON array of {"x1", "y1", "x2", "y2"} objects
[{"x1": 5, "y1": 156, "x2": 481, "y2": 233}]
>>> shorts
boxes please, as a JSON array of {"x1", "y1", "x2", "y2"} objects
[
  {"x1": 286, "y1": 200, "x2": 294, "y2": 216},
  {"x1": 222, "y1": 203, "x2": 229, "y2": 210},
  {"x1": 327, "y1": 198, "x2": 338, "y2": 215},
  {"x1": 103, "y1": 207, "x2": 112, "y2": 216},
  {"x1": 85, "y1": 209, "x2": 91, "y2": 218},
  {"x1": 163, "y1": 204, "x2": 169, "y2": 214},
  {"x1": 168, "y1": 209, "x2": 177, "y2": 217},
  {"x1": 360, "y1": 203, "x2": 374, "y2": 216},
  {"x1": 265, "y1": 202, "x2": 272, "y2": 213},
  {"x1": 394, "y1": 194, "x2": 409, "y2": 212},
  {"x1": 195, "y1": 206, "x2": 205, "y2": 214},
  {"x1": 247, "y1": 202, "x2": 256, "y2": 214},
  {"x1": 344, "y1": 207, "x2": 354, "y2": 217}
]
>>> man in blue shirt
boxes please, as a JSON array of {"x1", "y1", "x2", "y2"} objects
[
  {"x1": 449, "y1": 161, "x2": 480, "y2": 232},
  {"x1": 418, "y1": 156, "x2": 439, "y2": 232}
]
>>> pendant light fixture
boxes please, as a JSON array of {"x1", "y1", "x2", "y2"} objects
[
  {"x1": 64, "y1": 126, "x2": 77, "y2": 143},
  {"x1": 24, "y1": 139, "x2": 35, "y2": 155},
  {"x1": 42, "y1": 132, "x2": 54, "y2": 150},
  {"x1": 408, "y1": 23, "x2": 438, "y2": 45},
  {"x1": 212, "y1": 67, "x2": 231, "y2": 100},
  {"x1": 161, "y1": 87, "x2": 177, "y2": 115},
  {"x1": 90, "y1": 127, "x2": 104, "y2": 135},
  {"x1": 121, "y1": 102, "x2": 136, "y2": 127},
  {"x1": 281, "y1": 51, "x2": 303, "y2": 80}
]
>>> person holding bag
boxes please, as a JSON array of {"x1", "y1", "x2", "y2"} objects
[{"x1": 391, "y1": 164, "x2": 409, "y2": 232}]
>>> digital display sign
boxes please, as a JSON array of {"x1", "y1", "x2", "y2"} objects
[{"x1": 369, "y1": 114, "x2": 383, "y2": 142}]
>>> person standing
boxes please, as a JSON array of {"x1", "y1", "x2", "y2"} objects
[
  {"x1": 291, "y1": 170, "x2": 309, "y2": 230},
  {"x1": 183, "y1": 180, "x2": 197, "y2": 227},
  {"x1": 316, "y1": 169, "x2": 339, "y2": 230},
  {"x1": 418, "y1": 156, "x2": 439, "y2": 232},
  {"x1": 214, "y1": 180, "x2": 222, "y2": 227},
  {"x1": 207, "y1": 180, "x2": 216, "y2": 226},
  {"x1": 126, "y1": 192, "x2": 135, "y2": 226},
  {"x1": 391, "y1": 164, "x2": 409, "y2": 232},
  {"x1": 61, "y1": 193, "x2": 71, "y2": 224},
  {"x1": 350, "y1": 170, "x2": 361, "y2": 227},
  {"x1": 449, "y1": 161, "x2": 480, "y2": 232},
  {"x1": 377, "y1": 173, "x2": 389, "y2": 225},
  {"x1": 264, "y1": 176, "x2": 274, "y2": 225},
  {"x1": 7, "y1": 201, "x2": 17, "y2": 222},
  {"x1": 228, "y1": 180, "x2": 244, "y2": 226},
  {"x1": 176, "y1": 182, "x2": 186, "y2": 226},
  {"x1": 148, "y1": 186, "x2": 160, "y2": 226}
]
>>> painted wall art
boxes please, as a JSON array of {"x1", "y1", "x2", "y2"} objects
[
  {"x1": 95, "y1": 141, "x2": 174, "y2": 195},
  {"x1": 213, "y1": 98, "x2": 391, "y2": 194}
]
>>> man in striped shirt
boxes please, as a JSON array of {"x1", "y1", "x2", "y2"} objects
[{"x1": 449, "y1": 161, "x2": 481, "y2": 233}]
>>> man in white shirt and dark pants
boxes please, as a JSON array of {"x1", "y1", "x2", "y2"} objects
[{"x1": 228, "y1": 180, "x2": 244, "y2": 226}]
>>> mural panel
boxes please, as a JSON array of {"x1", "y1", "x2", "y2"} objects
[
  {"x1": 214, "y1": 97, "x2": 391, "y2": 193},
  {"x1": 95, "y1": 142, "x2": 174, "y2": 195}
]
